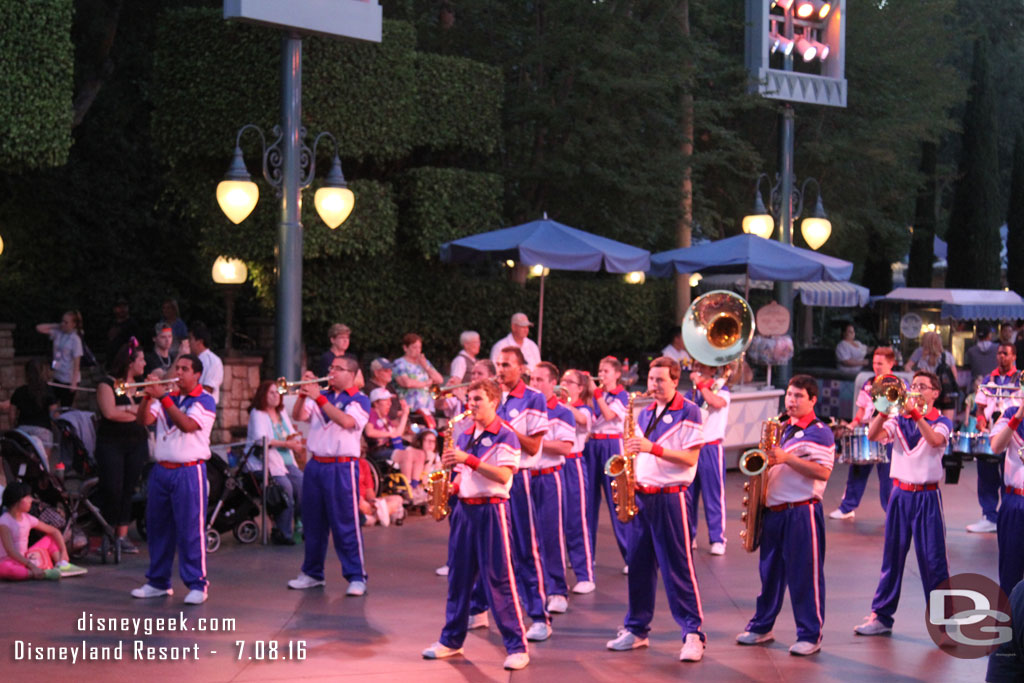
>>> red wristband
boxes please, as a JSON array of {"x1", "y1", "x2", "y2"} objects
[
  {"x1": 451, "y1": 481, "x2": 460, "y2": 497},
  {"x1": 315, "y1": 395, "x2": 328, "y2": 407},
  {"x1": 465, "y1": 455, "x2": 481, "y2": 470},
  {"x1": 594, "y1": 388, "x2": 604, "y2": 399},
  {"x1": 1010, "y1": 415, "x2": 1023, "y2": 430},
  {"x1": 909, "y1": 408, "x2": 923, "y2": 422},
  {"x1": 650, "y1": 443, "x2": 664, "y2": 457},
  {"x1": 698, "y1": 380, "x2": 714, "y2": 391},
  {"x1": 160, "y1": 395, "x2": 175, "y2": 409}
]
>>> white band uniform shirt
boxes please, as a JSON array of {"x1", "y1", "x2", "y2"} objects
[
  {"x1": 976, "y1": 367, "x2": 1022, "y2": 425},
  {"x1": 300, "y1": 388, "x2": 371, "y2": 457},
  {"x1": 455, "y1": 420, "x2": 521, "y2": 499},
  {"x1": 696, "y1": 383, "x2": 730, "y2": 442},
  {"x1": 879, "y1": 409, "x2": 952, "y2": 484},
  {"x1": 591, "y1": 386, "x2": 628, "y2": 436},
  {"x1": 634, "y1": 393, "x2": 704, "y2": 488},
  {"x1": 148, "y1": 385, "x2": 218, "y2": 462},
  {"x1": 499, "y1": 380, "x2": 549, "y2": 471},
  {"x1": 994, "y1": 408, "x2": 1024, "y2": 489},
  {"x1": 537, "y1": 397, "x2": 574, "y2": 469},
  {"x1": 765, "y1": 413, "x2": 836, "y2": 507}
]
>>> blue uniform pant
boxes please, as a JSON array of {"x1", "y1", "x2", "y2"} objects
[
  {"x1": 998, "y1": 491, "x2": 1024, "y2": 596},
  {"x1": 440, "y1": 501, "x2": 528, "y2": 655},
  {"x1": 978, "y1": 459, "x2": 1004, "y2": 523},
  {"x1": 145, "y1": 462, "x2": 209, "y2": 592},
  {"x1": 562, "y1": 455, "x2": 595, "y2": 584},
  {"x1": 530, "y1": 467, "x2": 568, "y2": 597},
  {"x1": 870, "y1": 487, "x2": 949, "y2": 628},
  {"x1": 838, "y1": 447, "x2": 893, "y2": 513},
  {"x1": 746, "y1": 501, "x2": 827, "y2": 643},
  {"x1": 623, "y1": 490, "x2": 704, "y2": 641},
  {"x1": 584, "y1": 438, "x2": 633, "y2": 563},
  {"x1": 685, "y1": 443, "x2": 726, "y2": 545},
  {"x1": 300, "y1": 459, "x2": 366, "y2": 583}
]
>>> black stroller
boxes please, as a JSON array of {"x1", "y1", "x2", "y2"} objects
[
  {"x1": 0, "y1": 428, "x2": 121, "y2": 563},
  {"x1": 205, "y1": 442, "x2": 286, "y2": 552}
]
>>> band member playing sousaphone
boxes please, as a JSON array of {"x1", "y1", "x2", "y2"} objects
[
  {"x1": 684, "y1": 360, "x2": 732, "y2": 555},
  {"x1": 421, "y1": 379, "x2": 530, "y2": 671},
  {"x1": 737, "y1": 375, "x2": 835, "y2": 656},
  {"x1": 605, "y1": 357, "x2": 706, "y2": 663},
  {"x1": 988, "y1": 402, "x2": 1024, "y2": 596}
]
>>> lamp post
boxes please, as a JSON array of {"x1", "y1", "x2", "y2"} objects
[{"x1": 211, "y1": 256, "x2": 248, "y2": 353}]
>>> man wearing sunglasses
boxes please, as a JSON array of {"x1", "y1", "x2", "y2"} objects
[{"x1": 855, "y1": 371, "x2": 952, "y2": 636}]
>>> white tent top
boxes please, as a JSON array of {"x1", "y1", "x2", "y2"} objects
[
  {"x1": 883, "y1": 287, "x2": 1024, "y2": 320},
  {"x1": 697, "y1": 275, "x2": 869, "y2": 308}
]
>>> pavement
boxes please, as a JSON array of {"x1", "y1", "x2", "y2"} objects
[{"x1": 3, "y1": 462, "x2": 999, "y2": 682}]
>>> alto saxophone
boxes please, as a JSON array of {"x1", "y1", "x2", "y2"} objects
[
  {"x1": 426, "y1": 409, "x2": 473, "y2": 522},
  {"x1": 604, "y1": 391, "x2": 651, "y2": 523},
  {"x1": 738, "y1": 415, "x2": 787, "y2": 552}
]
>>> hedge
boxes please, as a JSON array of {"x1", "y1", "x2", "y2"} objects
[{"x1": 398, "y1": 167, "x2": 503, "y2": 259}]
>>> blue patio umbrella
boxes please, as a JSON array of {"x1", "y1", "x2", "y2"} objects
[{"x1": 440, "y1": 214, "x2": 650, "y2": 350}]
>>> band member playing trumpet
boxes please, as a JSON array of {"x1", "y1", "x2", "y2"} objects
[
  {"x1": 737, "y1": 375, "x2": 834, "y2": 656},
  {"x1": 560, "y1": 369, "x2": 597, "y2": 594},
  {"x1": 422, "y1": 379, "x2": 530, "y2": 671},
  {"x1": 684, "y1": 360, "x2": 731, "y2": 555},
  {"x1": 969, "y1": 343, "x2": 1021, "y2": 533},
  {"x1": 606, "y1": 357, "x2": 706, "y2": 662},
  {"x1": 854, "y1": 371, "x2": 952, "y2": 636},
  {"x1": 983, "y1": 403, "x2": 1024, "y2": 596},
  {"x1": 286, "y1": 358, "x2": 371, "y2": 596}
]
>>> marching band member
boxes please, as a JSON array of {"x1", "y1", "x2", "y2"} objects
[
  {"x1": 585, "y1": 356, "x2": 633, "y2": 567},
  {"x1": 854, "y1": 371, "x2": 952, "y2": 636},
  {"x1": 286, "y1": 357, "x2": 371, "y2": 596},
  {"x1": 969, "y1": 343, "x2": 1021, "y2": 533},
  {"x1": 829, "y1": 347, "x2": 898, "y2": 520},
  {"x1": 421, "y1": 379, "x2": 530, "y2": 671},
  {"x1": 605, "y1": 357, "x2": 705, "y2": 662},
  {"x1": 987, "y1": 401, "x2": 1024, "y2": 596},
  {"x1": 529, "y1": 362, "x2": 575, "y2": 614},
  {"x1": 684, "y1": 360, "x2": 731, "y2": 555},
  {"x1": 561, "y1": 368, "x2": 597, "y2": 594},
  {"x1": 132, "y1": 355, "x2": 217, "y2": 604},
  {"x1": 737, "y1": 374, "x2": 834, "y2": 656}
]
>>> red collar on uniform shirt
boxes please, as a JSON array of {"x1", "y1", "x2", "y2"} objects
[
  {"x1": 649, "y1": 392, "x2": 686, "y2": 412},
  {"x1": 789, "y1": 412, "x2": 816, "y2": 429},
  {"x1": 170, "y1": 384, "x2": 203, "y2": 398},
  {"x1": 993, "y1": 366, "x2": 1018, "y2": 378},
  {"x1": 463, "y1": 416, "x2": 504, "y2": 435},
  {"x1": 921, "y1": 406, "x2": 940, "y2": 421},
  {"x1": 507, "y1": 379, "x2": 527, "y2": 398},
  {"x1": 607, "y1": 385, "x2": 625, "y2": 395},
  {"x1": 572, "y1": 399, "x2": 585, "y2": 408},
  {"x1": 547, "y1": 395, "x2": 560, "y2": 410}
]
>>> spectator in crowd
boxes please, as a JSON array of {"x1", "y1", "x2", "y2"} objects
[
  {"x1": 365, "y1": 358, "x2": 400, "y2": 420},
  {"x1": 364, "y1": 387, "x2": 410, "y2": 465},
  {"x1": 106, "y1": 298, "x2": 142, "y2": 366},
  {"x1": 490, "y1": 312, "x2": 541, "y2": 371},
  {"x1": 1001, "y1": 324, "x2": 1017, "y2": 346},
  {"x1": 1, "y1": 482, "x2": 86, "y2": 580},
  {"x1": 662, "y1": 329, "x2": 693, "y2": 371},
  {"x1": 36, "y1": 310, "x2": 84, "y2": 408},
  {"x1": 358, "y1": 458, "x2": 403, "y2": 527},
  {"x1": 246, "y1": 379, "x2": 304, "y2": 546},
  {"x1": 189, "y1": 322, "x2": 224, "y2": 405},
  {"x1": 836, "y1": 324, "x2": 870, "y2": 375},
  {"x1": 159, "y1": 298, "x2": 189, "y2": 355},
  {"x1": 8, "y1": 359, "x2": 59, "y2": 461},
  {"x1": 144, "y1": 324, "x2": 175, "y2": 377},
  {"x1": 392, "y1": 333, "x2": 444, "y2": 429},
  {"x1": 968, "y1": 324, "x2": 999, "y2": 379},
  {"x1": 905, "y1": 331, "x2": 958, "y2": 421},
  {"x1": 318, "y1": 323, "x2": 365, "y2": 389},
  {"x1": 95, "y1": 340, "x2": 150, "y2": 555},
  {"x1": 395, "y1": 429, "x2": 434, "y2": 506},
  {"x1": 449, "y1": 331, "x2": 481, "y2": 383}
]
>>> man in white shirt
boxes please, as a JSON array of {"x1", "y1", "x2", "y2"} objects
[
  {"x1": 662, "y1": 330, "x2": 692, "y2": 370},
  {"x1": 490, "y1": 313, "x2": 541, "y2": 371},
  {"x1": 188, "y1": 322, "x2": 224, "y2": 406}
]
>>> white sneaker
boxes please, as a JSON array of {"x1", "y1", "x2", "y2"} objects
[
  {"x1": 422, "y1": 641, "x2": 463, "y2": 659},
  {"x1": 184, "y1": 589, "x2": 208, "y2": 605},
  {"x1": 435, "y1": 565, "x2": 449, "y2": 576},
  {"x1": 526, "y1": 621, "x2": 552, "y2": 641},
  {"x1": 966, "y1": 518, "x2": 997, "y2": 533},
  {"x1": 503, "y1": 652, "x2": 530, "y2": 670},
  {"x1": 854, "y1": 614, "x2": 892, "y2": 636},
  {"x1": 607, "y1": 628, "x2": 649, "y2": 650},
  {"x1": 573, "y1": 580, "x2": 596, "y2": 594},
  {"x1": 735, "y1": 630, "x2": 773, "y2": 645},
  {"x1": 375, "y1": 499, "x2": 390, "y2": 527},
  {"x1": 709, "y1": 542, "x2": 726, "y2": 556},
  {"x1": 287, "y1": 572, "x2": 325, "y2": 590},
  {"x1": 131, "y1": 584, "x2": 173, "y2": 599},
  {"x1": 789, "y1": 640, "x2": 821, "y2": 656},
  {"x1": 547, "y1": 594, "x2": 568, "y2": 613},
  {"x1": 679, "y1": 633, "x2": 705, "y2": 662},
  {"x1": 468, "y1": 612, "x2": 489, "y2": 630},
  {"x1": 346, "y1": 580, "x2": 367, "y2": 596},
  {"x1": 829, "y1": 508, "x2": 855, "y2": 520}
]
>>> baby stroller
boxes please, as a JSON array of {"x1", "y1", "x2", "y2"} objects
[
  {"x1": 205, "y1": 442, "x2": 285, "y2": 552},
  {"x1": 0, "y1": 428, "x2": 121, "y2": 563}
]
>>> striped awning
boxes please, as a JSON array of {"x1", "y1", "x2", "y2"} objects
[{"x1": 794, "y1": 282, "x2": 870, "y2": 308}]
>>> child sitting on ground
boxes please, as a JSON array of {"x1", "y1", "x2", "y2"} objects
[{"x1": 0, "y1": 481, "x2": 87, "y2": 580}]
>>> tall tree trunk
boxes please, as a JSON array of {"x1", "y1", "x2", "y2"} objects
[
  {"x1": 674, "y1": 0, "x2": 693, "y2": 324},
  {"x1": 907, "y1": 141, "x2": 937, "y2": 287},
  {"x1": 1007, "y1": 128, "x2": 1024, "y2": 295}
]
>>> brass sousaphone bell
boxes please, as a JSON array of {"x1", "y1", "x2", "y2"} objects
[{"x1": 681, "y1": 290, "x2": 756, "y2": 369}]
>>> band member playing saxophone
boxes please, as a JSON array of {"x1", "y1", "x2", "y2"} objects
[
  {"x1": 605, "y1": 357, "x2": 706, "y2": 663},
  {"x1": 737, "y1": 375, "x2": 834, "y2": 656}
]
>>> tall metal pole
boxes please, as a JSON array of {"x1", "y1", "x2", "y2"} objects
[
  {"x1": 277, "y1": 33, "x2": 304, "y2": 380},
  {"x1": 774, "y1": 103, "x2": 795, "y2": 387}
]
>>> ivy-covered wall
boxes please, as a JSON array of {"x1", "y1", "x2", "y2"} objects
[{"x1": 0, "y1": 0, "x2": 74, "y2": 169}]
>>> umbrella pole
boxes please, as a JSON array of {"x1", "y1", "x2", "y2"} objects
[
  {"x1": 745, "y1": 274, "x2": 750, "y2": 301},
  {"x1": 538, "y1": 273, "x2": 545, "y2": 353}
]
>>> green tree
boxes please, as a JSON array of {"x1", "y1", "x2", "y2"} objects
[{"x1": 907, "y1": 142, "x2": 938, "y2": 287}]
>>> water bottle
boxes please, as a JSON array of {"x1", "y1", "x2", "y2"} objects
[{"x1": 55, "y1": 462, "x2": 65, "y2": 484}]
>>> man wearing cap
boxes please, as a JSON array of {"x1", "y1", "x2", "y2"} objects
[
  {"x1": 145, "y1": 324, "x2": 176, "y2": 377},
  {"x1": 366, "y1": 357, "x2": 401, "y2": 421},
  {"x1": 450, "y1": 331, "x2": 481, "y2": 384},
  {"x1": 490, "y1": 313, "x2": 542, "y2": 371}
]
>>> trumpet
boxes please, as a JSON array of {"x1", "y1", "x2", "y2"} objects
[
  {"x1": 869, "y1": 375, "x2": 919, "y2": 415},
  {"x1": 114, "y1": 377, "x2": 180, "y2": 396},
  {"x1": 431, "y1": 381, "x2": 472, "y2": 400},
  {"x1": 276, "y1": 375, "x2": 329, "y2": 394}
]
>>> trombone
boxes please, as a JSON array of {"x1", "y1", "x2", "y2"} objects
[
  {"x1": 431, "y1": 381, "x2": 472, "y2": 400},
  {"x1": 114, "y1": 377, "x2": 179, "y2": 396},
  {"x1": 276, "y1": 376, "x2": 329, "y2": 395}
]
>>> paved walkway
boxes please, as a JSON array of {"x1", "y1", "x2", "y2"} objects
[{"x1": 3, "y1": 464, "x2": 998, "y2": 681}]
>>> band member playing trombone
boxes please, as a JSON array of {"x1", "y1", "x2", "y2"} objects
[
  {"x1": 606, "y1": 357, "x2": 706, "y2": 662},
  {"x1": 854, "y1": 371, "x2": 952, "y2": 637},
  {"x1": 421, "y1": 379, "x2": 530, "y2": 671},
  {"x1": 969, "y1": 343, "x2": 1021, "y2": 533},
  {"x1": 684, "y1": 360, "x2": 731, "y2": 555},
  {"x1": 285, "y1": 357, "x2": 371, "y2": 596},
  {"x1": 989, "y1": 404, "x2": 1024, "y2": 596},
  {"x1": 737, "y1": 374, "x2": 834, "y2": 656}
]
